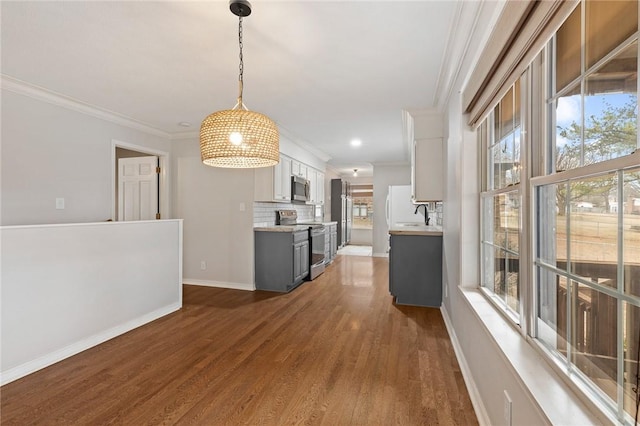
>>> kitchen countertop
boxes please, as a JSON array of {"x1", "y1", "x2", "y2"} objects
[
  {"x1": 389, "y1": 223, "x2": 443, "y2": 236},
  {"x1": 254, "y1": 221, "x2": 338, "y2": 233},
  {"x1": 254, "y1": 225, "x2": 312, "y2": 233},
  {"x1": 297, "y1": 221, "x2": 338, "y2": 226}
]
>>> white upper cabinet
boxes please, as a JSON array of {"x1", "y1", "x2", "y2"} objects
[
  {"x1": 316, "y1": 171, "x2": 325, "y2": 205},
  {"x1": 291, "y1": 160, "x2": 308, "y2": 179},
  {"x1": 307, "y1": 169, "x2": 325, "y2": 205},
  {"x1": 412, "y1": 138, "x2": 444, "y2": 202},
  {"x1": 254, "y1": 154, "x2": 292, "y2": 202},
  {"x1": 255, "y1": 154, "x2": 325, "y2": 204},
  {"x1": 308, "y1": 168, "x2": 317, "y2": 204},
  {"x1": 406, "y1": 110, "x2": 445, "y2": 202},
  {"x1": 275, "y1": 155, "x2": 292, "y2": 201}
]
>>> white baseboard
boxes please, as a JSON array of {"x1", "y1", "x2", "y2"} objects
[
  {"x1": 183, "y1": 278, "x2": 255, "y2": 291},
  {"x1": 0, "y1": 302, "x2": 181, "y2": 386},
  {"x1": 440, "y1": 305, "x2": 490, "y2": 426},
  {"x1": 372, "y1": 252, "x2": 389, "y2": 258}
]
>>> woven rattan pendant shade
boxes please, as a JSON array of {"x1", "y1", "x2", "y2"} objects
[
  {"x1": 200, "y1": 108, "x2": 279, "y2": 168},
  {"x1": 199, "y1": 0, "x2": 279, "y2": 169}
]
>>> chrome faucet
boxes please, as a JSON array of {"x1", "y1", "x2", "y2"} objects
[{"x1": 414, "y1": 204, "x2": 430, "y2": 226}]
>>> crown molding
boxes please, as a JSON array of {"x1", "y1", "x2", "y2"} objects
[
  {"x1": 434, "y1": 0, "x2": 489, "y2": 112},
  {"x1": 433, "y1": 0, "x2": 465, "y2": 111},
  {"x1": 324, "y1": 165, "x2": 341, "y2": 176},
  {"x1": 278, "y1": 126, "x2": 332, "y2": 163},
  {"x1": 404, "y1": 108, "x2": 441, "y2": 118},
  {"x1": 1, "y1": 75, "x2": 334, "y2": 164},
  {"x1": 1, "y1": 74, "x2": 171, "y2": 139},
  {"x1": 371, "y1": 161, "x2": 410, "y2": 167}
]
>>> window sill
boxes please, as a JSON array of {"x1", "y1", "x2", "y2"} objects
[
  {"x1": 457, "y1": 287, "x2": 610, "y2": 425},
  {"x1": 478, "y1": 286, "x2": 521, "y2": 327}
]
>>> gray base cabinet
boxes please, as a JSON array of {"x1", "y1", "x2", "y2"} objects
[
  {"x1": 327, "y1": 223, "x2": 337, "y2": 263},
  {"x1": 389, "y1": 234, "x2": 443, "y2": 307},
  {"x1": 330, "y1": 225, "x2": 337, "y2": 261},
  {"x1": 323, "y1": 227, "x2": 331, "y2": 265},
  {"x1": 293, "y1": 234, "x2": 310, "y2": 284},
  {"x1": 255, "y1": 230, "x2": 309, "y2": 292}
]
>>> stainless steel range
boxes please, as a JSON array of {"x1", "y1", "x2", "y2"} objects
[{"x1": 276, "y1": 210, "x2": 325, "y2": 280}]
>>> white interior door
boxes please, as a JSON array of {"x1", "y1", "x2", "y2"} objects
[{"x1": 118, "y1": 156, "x2": 158, "y2": 221}]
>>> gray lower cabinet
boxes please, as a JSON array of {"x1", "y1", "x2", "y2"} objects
[
  {"x1": 255, "y1": 230, "x2": 309, "y2": 292},
  {"x1": 325, "y1": 223, "x2": 338, "y2": 264},
  {"x1": 323, "y1": 227, "x2": 331, "y2": 264},
  {"x1": 329, "y1": 224, "x2": 337, "y2": 261},
  {"x1": 389, "y1": 233, "x2": 443, "y2": 307},
  {"x1": 293, "y1": 235, "x2": 310, "y2": 283}
]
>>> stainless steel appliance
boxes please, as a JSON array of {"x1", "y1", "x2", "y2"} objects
[
  {"x1": 308, "y1": 226, "x2": 326, "y2": 279},
  {"x1": 291, "y1": 175, "x2": 310, "y2": 203},
  {"x1": 331, "y1": 179, "x2": 351, "y2": 248},
  {"x1": 275, "y1": 210, "x2": 325, "y2": 279}
]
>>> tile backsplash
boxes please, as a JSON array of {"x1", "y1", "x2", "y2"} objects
[
  {"x1": 254, "y1": 201, "x2": 442, "y2": 227},
  {"x1": 253, "y1": 202, "x2": 315, "y2": 227},
  {"x1": 433, "y1": 202, "x2": 443, "y2": 226},
  {"x1": 414, "y1": 202, "x2": 444, "y2": 226}
]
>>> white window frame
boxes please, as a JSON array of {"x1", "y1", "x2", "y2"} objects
[
  {"x1": 479, "y1": 73, "x2": 530, "y2": 327},
  {"x1": 530, "y1": 2, "x2": 640, "y2": 421}
]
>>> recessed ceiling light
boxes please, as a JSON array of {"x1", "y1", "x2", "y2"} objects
[
  {"x1": 350, "y1": 139, "x2": 362, "y2": 147},
  {"x1": 178, "y1": 122, "x2": 192, "y2": 127}
]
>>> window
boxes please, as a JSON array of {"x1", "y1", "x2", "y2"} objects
[
  {"x1": 534, "y1": 2, "x2": 640, "y2": 423},
  {"x1": 552, "y1": 1, "x2": 638, "y2": 173},
  {"x1": 480, "y1": 81, "x2": 523, "y2": 318},
  {"x1": 476, "y1": 1, "x2": 640, "y2": 422}
]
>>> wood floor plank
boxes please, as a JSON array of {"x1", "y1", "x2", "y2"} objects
[{"x1": 1, "y1": 254, "x2": 477, "y2": 425}]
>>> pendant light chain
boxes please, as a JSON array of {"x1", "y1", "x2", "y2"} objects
[{"x1": 238, "y1": 16, "x2": 244, "y2": 105}]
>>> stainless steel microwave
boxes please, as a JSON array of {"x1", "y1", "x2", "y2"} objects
[{"x1": 291, "y1": 175, "x2": 310, "y2": 202}]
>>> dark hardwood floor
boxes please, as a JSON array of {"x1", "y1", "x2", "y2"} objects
[{"x1": 1, "y1": 254, "x2": 477, "y2": 425}]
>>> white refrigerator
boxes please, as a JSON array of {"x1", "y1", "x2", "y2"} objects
[{"x1": 385, "y1": 185, "x2": 420, "y2": 228}]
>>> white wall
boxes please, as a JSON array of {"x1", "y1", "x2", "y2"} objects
[
  {"x1": 0, "y1": 220, "x2": 183, "y2": 384},
  {"x1": 172, "y1": 138, "x2": 255, "y2": 289},
  {"x1": 1, "y1": 90, "x2": 172, "y2": 226},
  {"x1": 350, "y1": 228, "x2": 373, "y2": 245},
  {"x1": 371, "y1": 164, "x2": 410, "y2": 256},
  {"x1": 413, "y1": 109, "x2": 445, "y2": 139}
]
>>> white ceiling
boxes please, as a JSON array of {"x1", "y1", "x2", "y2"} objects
[{"x1": 1, "y1": 1, "x2": 460, "y2": 176}]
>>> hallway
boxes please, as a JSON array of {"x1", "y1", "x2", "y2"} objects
[
  {"x1": 1, "y1": 255, "x2": 477, "y2": 425},
  {"x1": 336, "y1": 244, "x2": 373, "y2": 257}
]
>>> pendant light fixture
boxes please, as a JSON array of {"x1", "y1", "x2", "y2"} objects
[
  {"x1": 353, "y1": 169, "x2": 358, "y2": 177},
  {"x1": 200, "y1": 0, "x2": 279, "y2": 168}
]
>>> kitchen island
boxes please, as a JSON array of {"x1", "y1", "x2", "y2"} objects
[
  {"x1": 388, "y1": 224, "x2": 443, "y2": 307},
  {"x1": 255, "y1": 227, "x2": 310, "y2": 292}
]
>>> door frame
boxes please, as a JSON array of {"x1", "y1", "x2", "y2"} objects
[{"x1": 111, "y1": 139, "x2": 170, "y2": 221}]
